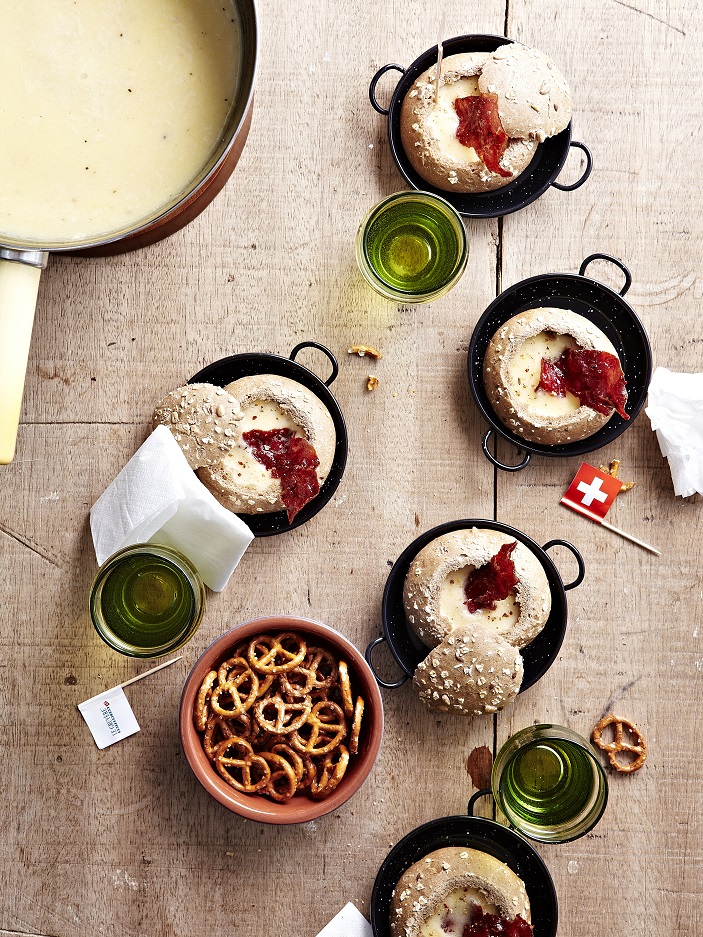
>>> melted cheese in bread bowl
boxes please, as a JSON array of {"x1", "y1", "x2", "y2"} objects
[
  {"x1": 439, "y1": 567, "x2": 520, "y2": 630},
  {"x1": 420, "y1": 887, "x2": 501, "y2": 937},
  {"x1": 425, "y1": 77, "x2": 481, "y2": 164},
  {"x1": 506, "y1": 332, "x2": 581, "y2": 417},
  {"x1": 229, "y1": 400, "x2": 304, "y2": 489}
]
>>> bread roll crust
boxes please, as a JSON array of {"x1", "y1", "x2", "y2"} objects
[
  {"x1": 390, "y1": 846, "x2": 531, "y2": 937},
  {"x1": 483, "y1": 307, "x2": 621, "y2": 445}
]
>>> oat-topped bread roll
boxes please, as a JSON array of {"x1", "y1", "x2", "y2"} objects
[
  {"x1": 399, "y1": 44, "x2": 571, "y2": 193},
  {"x1": 151, "y1": 383, "x2": 243, "y2": 469},
  {"x1": 390, "y1": 847, "x2": 531, "y2": 937},
  {"x1": 413, "y1": 626, "x2": 523, "y2": 716},
  {"x1": 198, "y1": 374, "x2": 336, "y2": 522},
  {"x1": 483, "y1": 307, "x2": 628, "y2": 445},
  {"x1": 403, "y1": 528, "x2": 551, "y2": 650}
]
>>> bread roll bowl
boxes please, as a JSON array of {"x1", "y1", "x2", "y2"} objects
[
  {"x1": 365, "y1": 519, "x2": 584, "y2": 697},
  {"x1": 468, "y1": 253, "x2": 652, "y2": 471},
  {"x1": 369, "y1": 34, "x2": 592, "y2": 219},
  {"x1": 370, "y1": 815, "x2": 558, "y2": 937},
  {"x1": 188, "y1": 342, "x2": 348, "y2": 535}
]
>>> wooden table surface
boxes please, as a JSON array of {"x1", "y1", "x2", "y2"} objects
[{"x1": 2, "y1": 1, "x2": 701, "y2": 935}]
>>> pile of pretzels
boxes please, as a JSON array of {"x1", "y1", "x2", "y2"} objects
[{"x1": 194, "y1": 631, "x2": 364, "y2": 802}]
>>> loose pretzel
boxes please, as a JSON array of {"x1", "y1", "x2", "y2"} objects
[
  {"x1": 214, "y1": 737, "x2": 271, "y2": 792},
  {"x1": 248, "y1": 632, "x2": 307, "y2": 674},
  {"x1": 592, "y1": 714, "x2": 647, "y2": 773},
  {"x1": 254, "y1": 694, "x2": 312, "y2": 734},
  {"x1": 349, "y1": 696, "x2": 364, "y2": 755},
  {"x1": 338, "y1": 661, "x2": 354, "y2": 718},
  {"x1": 194, "y1": 670, "x2": 217, "y2": 731},
  {"x1": 310, "y1": 745, "x2": 350, "y2": 800},
  {"x1": 291, "y1": 700, "x2": 347, "y2": 756}
]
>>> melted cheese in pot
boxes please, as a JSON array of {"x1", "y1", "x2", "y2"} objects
[
  {"x1": 227, "y1": 400, "x2": 304, "y2": 488},
  {"x1": 426, "y1": 77, "x2": 481, "y2": 164},
  {"x1": 0, "y1": 0, "x2": 240, "y2": 243},
  {"x1": 507, "y1": 332, "x2": 581, "y2": 416},
  {"x1": 420, "y1": 887, "x2": 501, "y2": 937},
  {"x1": 439, "y1": 567, "x2": 520, "y2": 630}
]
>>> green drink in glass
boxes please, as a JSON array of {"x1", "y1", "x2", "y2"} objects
[
  {"x1": 356, "y1": 191, "x2": 468, "y2": 302},
  {"x1": 90, "y1": 544, "x2": 206, "y2": 658},
  {"x1": 492, "y1": 724, "x2": 608, "y2": 843}
]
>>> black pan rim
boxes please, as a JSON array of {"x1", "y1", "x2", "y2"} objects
[
  {"x1": 188, "y1": 349, "x2": 348, "y2": 537},
  {"x1": 467, "y1": 270, "x2": 653, "y2": 458},
  {"x1": 381, "y1": 33, "x2": 578, "y2": 219},
  {"x1": 370, "y1": 814, "x2": 558, "y2": 937},
  {"x1": 381, "y1": 518, "x2": 568, "y2": 693}
]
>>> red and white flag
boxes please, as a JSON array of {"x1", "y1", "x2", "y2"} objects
[{"x1": 561, "y1": 462, "x2": 623, "y2": 523}]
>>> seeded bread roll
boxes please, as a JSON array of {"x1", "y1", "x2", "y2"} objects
[
  {"x1": 483, "y1": 307, "x2": 622, "y2": 445},
  {"x1": 403, "y1": 528, "x2": 551, "y2": 650},
  {"x1": 400, "y1": 52, "x2": 537, "y2": 193},
  {"x1": 390, "y1": 847, "x2": 531, "y2": 937},
  {"x1": 151, "y1": 383, "x2": 243, "y2": 470},
  {"x1": 198, "y1": 374, "x2": 336, "y2": 515},
  {"x1": 413, "y1": 625, "x2": 523, "y2": 716}
]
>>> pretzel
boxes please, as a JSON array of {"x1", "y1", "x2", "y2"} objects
[
  {"x1": 248, "y1": 632, "x2": 307, "y2": 674},
  {"x1": 194, "y1": 670, "x2": 217, "y2": 731},
  {"x1": 592, "y1": 714, "x2": 647, "y2": 773},
  {"x1": 260, "y1": 751, "x2": 299, "y2": 803},
  {"x1": 203, "y1": 714, "x2": 240, "y2": 761},
  {"x1": 270, "y1": 742, "x2": 305, "y2": 783},
  {"x1": 254, "y1": 694, "x2": 312, "y2": 734},
  {"x1": 338, "y1": 660, "x2": 354, "y2": 718},
  {"x1": 214, "y1": 737, "x2": 271, "y2": 792},
  {"x1": 310, "y1": 745, "x2": 350, "y2": 800},
  {"x1": 291, "y1": 700, "x2": 347, "y2": 756},
  {"x1": 279, "y1": 648, "x2": 337, "y2": 698},
  {"x1": 349, "y1": 696, "x2": 364, "y2": 755},
  {"x1": 210, "y1": 663, "x2": 259, "y2": 716}
]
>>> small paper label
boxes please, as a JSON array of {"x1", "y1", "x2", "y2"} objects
[{"x1": 78, "y1": 686, "x2": 140, "y2": 749}]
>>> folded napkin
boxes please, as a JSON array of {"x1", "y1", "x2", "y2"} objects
[
  {"x1": 314, "y1": 903, "x2": 372, "y2": 937},
  {"x1": 645, "y1": 366, "x2": 703, "y2": 497},
  {"x1": 90, "y1": 425, "x2": 253, "y2": 590}
]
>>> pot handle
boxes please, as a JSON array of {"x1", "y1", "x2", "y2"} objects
[
  {"x1": 369, "y1": 64, "x2": 405, "y2": 115},
  {"x1": 365, "y1": 636, "x2": 410, "y2": 689},
  {"x1": 578, "y1": 253, "x2": 632, "y2": 297},
  {"x1": 542, "y1": 539, "x2": 585, "y2": 590},
  {"x1": 551, "y1": 141, "x2": 593, "y2": 192},
  {"x1": 290, "y1": 341, "x2": 339, "y2": 386},
  {"x1": 482, "y1": 428, "x2": 531, "y2": 472},
  {"x1": 468, "y1": 789, "x2": 493, "y2": 816},
  {"x1": 0, "y1": 252, "x2": 49, "y2": 464}
]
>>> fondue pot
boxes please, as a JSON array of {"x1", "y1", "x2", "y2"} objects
[{"x1": 0, "y1": 0, "x2": 258, "y2": 464}]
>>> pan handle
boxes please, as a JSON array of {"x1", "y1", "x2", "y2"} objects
[
  {"x1": 369, "y1": 64, "x2": 405, "y2": 115},
  {"x1": 290, "y1": 341, "x2": 339, "y2": 386},
  {"x1": 551, "y1": 141, "x2": 593, "y2": 192},
  {"x1": 578, "y1": 253, "x2": 632, "y2": 297},
  {"x1": 365, "y1": 636, "x2": 409, "y2": 689},
  {"x1": 481, "y1": 428, "x2": 531, "y2": 471},
  {"x1": 0, "y1": 252, "x2": 49, "y2": 464},
  {"x1": 542, "y1": 539, "x2": 585, "y2": 590}
]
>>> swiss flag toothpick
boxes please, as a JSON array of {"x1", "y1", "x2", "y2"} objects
[{"x1": 561, "y1": 462, "x2": 661, "y2": 555}]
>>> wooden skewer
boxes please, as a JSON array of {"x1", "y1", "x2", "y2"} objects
[
  {"x1": 434, "y1": 12, "x2": 446, "y2": 106},
  {"x1": 119, "y1": 656, "x2": 183, "y2": 690},
  {"x1": 598, "y1": 520, "x2": 661, "y2": 556}
]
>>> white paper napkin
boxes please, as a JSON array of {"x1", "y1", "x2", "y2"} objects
[
  {"x1": 645, "y1": 367, "x2": 703, "y2": 497},
  {"x1": 90, "y1": 425, "x2": 254, "y2": 590},
  {"x1": 314, "y1": 903, "x2": 372, "y2": 937}
]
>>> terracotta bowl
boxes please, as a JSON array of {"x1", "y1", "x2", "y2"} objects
[{"x1": 179, "y1": 615, "x2": 384, "y2": 824}]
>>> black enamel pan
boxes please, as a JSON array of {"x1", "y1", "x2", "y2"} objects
[
  {"x1": 370, "y1": 814, "x2": 558, "y2": 937},
  {"x1": 189, "y1": 341, "x2": 348, "y2": 537},
  {"x1": 365, "y1": 518, "x2": 584, "y2": 692},
  {"x1": 369, "y1": 34, "x2": 592, "y2": 219},
  {"x1": 468, "y1": 253, "x2": 652, "y2": 471}
]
